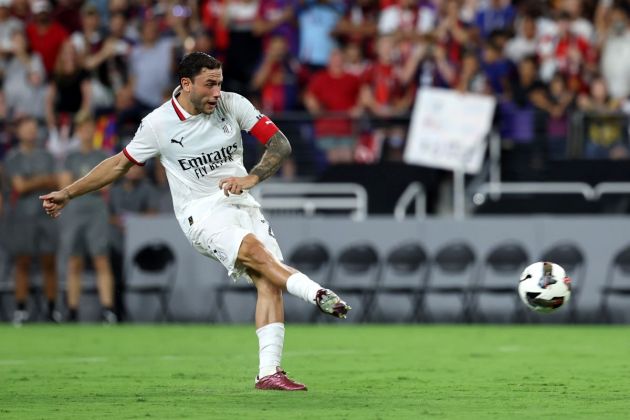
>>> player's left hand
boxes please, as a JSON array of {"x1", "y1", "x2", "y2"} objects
[{"x1": 219, "y1": 175, "x2": 260, "y2": 197}]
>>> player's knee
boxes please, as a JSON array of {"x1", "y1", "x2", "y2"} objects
[{"x1": 238, "y1": 234, "x2": 272, "y2": 270}]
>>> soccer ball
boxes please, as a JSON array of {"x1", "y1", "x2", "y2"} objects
[{"x1": 518, "y1": 262, "x2": 571, "y2": 313}]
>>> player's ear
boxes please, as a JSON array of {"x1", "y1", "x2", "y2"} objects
[{"x1": 181, "y1": 77, "x2": 192, "y2": 92}]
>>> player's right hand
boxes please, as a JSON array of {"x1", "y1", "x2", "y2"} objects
[{"x1": 39, "y1": 190, "x2": 70, "y2": 218}]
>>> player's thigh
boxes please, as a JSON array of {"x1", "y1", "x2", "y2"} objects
[
  {"x1": 83, "y1": 209, "x2": 109, "y2": 257},
  {"x1": 188, "y1": 205, "x2": 252, "y2": 277},
  {"x1": 247, "y1": 207, "x2": 283, "y2": 262}
]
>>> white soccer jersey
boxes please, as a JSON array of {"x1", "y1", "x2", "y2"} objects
[{"x1": 124, "y1": 87, "x2": 268, "y2": 233}]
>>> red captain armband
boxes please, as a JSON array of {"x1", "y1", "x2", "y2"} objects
[{"x1": 250, "y1": 115, "x2": 279, "y2": 144}]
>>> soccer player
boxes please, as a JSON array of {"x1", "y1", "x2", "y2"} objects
[{"x1": 40, "y1": 52, "x2": 350, "y2": 391}]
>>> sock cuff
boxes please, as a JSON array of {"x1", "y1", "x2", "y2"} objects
[
  {"x1": 256, "y1": 322, "x2": 285, "y2": 336},
  {"x1": 286, "y1": 272, "x2": 309, "y2": 287}
]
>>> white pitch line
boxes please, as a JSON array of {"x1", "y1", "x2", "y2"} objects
[{"x1": 0, "y1": 356, "x2": 108, "y2": 365}]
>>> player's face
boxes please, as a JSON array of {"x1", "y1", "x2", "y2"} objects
[{"x1": 189, "y1": 68, "x2": 223, "y2": 115}]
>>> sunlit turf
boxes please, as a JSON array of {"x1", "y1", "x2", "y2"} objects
[{"x1": 1, "y1": 324, "x2": 629, "y2": 419}]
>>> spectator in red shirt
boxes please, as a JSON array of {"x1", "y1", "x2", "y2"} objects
[
  {"x1": 25, "y1": 0, "x2": 69, "y2": 77},
  {"x1": 359, "y1": 35, "x2": 415, "y2": 162},
  {"x1": 538, "y1": 11, "x2": 597, "y2": 92},
  {"x1": 303, "y1": 48, "x2": 362, "y2": 164}
]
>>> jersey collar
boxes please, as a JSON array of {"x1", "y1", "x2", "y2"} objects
[{"x1": 171, "y1": 86, "x2": 192, "y2": 121}]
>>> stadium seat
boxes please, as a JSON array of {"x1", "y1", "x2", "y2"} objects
[
  {"x1": 372, "y1": 242, "x2": 429, "y2": 322},
  {"x1": 285, "y1": 241, "x2": 332, "y2": 322},
  {"x1": 423, "y1": 241, "x2": 476, "y2": 322},
  {"x1": 599, "y1": 244, "x2": 630, "y2": 323},
  {"x1": 471, "y1": 242, "x2": 529, "y2": 323},
  {"x1": 125, "y1": 242, "x2": 176, "y2": 322},
  {"x1": 326, "y1": 242, "x2": 381, "y2": 323},
  {"x1": 540, "y1": 243, "x2": 585, "y2": 322}
]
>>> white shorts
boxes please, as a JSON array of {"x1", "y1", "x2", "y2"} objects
[{"x1": 186, "y1": 202, "x2": 283, "y2": 282}]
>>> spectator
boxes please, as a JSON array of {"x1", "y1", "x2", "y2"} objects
[
  {"x1": 333, "y1": 0, "x2": 379, "y2": 57},
  {"x1": 544, "y1": 73, "x2": 575, "y2": 159},
  {"x1": 251, "y1": 35, "x2": 302, "y2": 178},
  {"x1": 0, "y1": 0, "x2": 24, "y2": 58},
  {"x1": 2, "y1": 31, "x2": 47, "y2": 121},
  {"x1": 343, "y1": 41, "x2": 369, "y2": 77},
  {"x1": 4, "y1": 116, "x2": 60, "y2": 325},
  {"x1": 359, "y1": 35, "x2": 414, "y2": 162},
  {"x1": 505, "y1": 14, "x2": 538, "y2": 64},
  {"x1": 303, "y1": 48, "x2": 362, "y2": 164},
  {"x1": 537, "y1": 11, "x2": 596, "y2": 89},
  {"x1": 480, "y1": 39, "x2": 511, "y2": 95},
  {"x1": 399, "y1": 37, "x2": 456, "y2": 88},
  {"x1": 80, "y1": 12, "x2": 134, "y2": 113},
  {"x1": 200, "y1": 0, "x2": 230, "y2": 58},
  {"x1": 11, "y1": 0, "x2": 30, "y2": 21},
  {"x1": 297, "y1": 0, "x2": 344, "y2": 72},
  {"x1": 473, "y1": 0, "x2": 515, "y2": 40},
  {"x1": 25, "y1": 0, "x2": 69, "y2": 77},
  {"x1": 577, "y1": 76, "x2": 627, "y2": 159},
  {"x1": 253, "y1": 0, "x2": 298, "y2": 56},
  {"x1": 183, "y1": 29, "x2": 217, "y2": 57},
  {"x1": 53, "y1": 0, "x2": 83, "y2": 33},
  {"x1": 600, "y1": 6, "x2": 630, "y2": 100},
  {"x1": 108, "y1": 164, "x2": 159, "y2": 321},
  {"x1": 378, "y1": 0, "x2": 437, "y2": 39},
  {"x1": 71, "y1": 3, "x2": 113, "y2": 111},
  {"x1": 251, "y1": 35, "x2": 301, "y2": 113},
  {"x1": 561, "y1": 0, "x2": 594, "y2": 41},
  {"x1": 500, "y1": 56, "x2": 548, "y2": 178},
  {"x1": 126, "y1": 17, "x2": 177, "y2": 119},
  {"x1": 455, "y1": 49, "x2": 489, "y2": 94},
  {"x1": 434, "y1": 0, "x2": 470, "y2": 68},
  {"x1": 45, "y1": 41, "x2": 92, "y2": 142},
  {"x1": 58, "y1": 111, "x2": 116, "y2": 323},
  {"x1": 221, "y1": 0, "x2": 262, "y2": 95}
]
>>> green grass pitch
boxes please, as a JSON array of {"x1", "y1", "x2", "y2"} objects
[{"x1": 1, "y1": 324, "x2": 629, "y2": 419}]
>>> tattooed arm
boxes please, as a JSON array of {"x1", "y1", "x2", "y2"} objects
[
  {"x1": 218, "y1": 131, "x2": 292, "y2": 196},
  {"x1": 250, "y1": 132, "x2": 292, "y2": 182}
]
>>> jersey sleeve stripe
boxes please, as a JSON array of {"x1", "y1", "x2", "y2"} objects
[
  {"x1": 123, "y1": 147, "x2": 145, "y2": 166},
  {"x1": 249, "y1": 115, "x2": 279, "y2": 144},
  {"x1": 171, "y1": 98, "x2": 187, "y2": 121}
]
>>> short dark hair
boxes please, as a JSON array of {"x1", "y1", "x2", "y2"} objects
[{"x1": 177, "y1": 52, "x2": 222, "y2": 87}]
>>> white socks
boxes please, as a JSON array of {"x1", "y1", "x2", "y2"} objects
[
  {"x1": 286, "y1": 272, "x2": 322, "y2": 305},
  {"x1": 255, "y1": 273, "x2": 322, "y2": 378},
  {"x1": 256, "y1": 322, "x2": 285, "y2": 378}
]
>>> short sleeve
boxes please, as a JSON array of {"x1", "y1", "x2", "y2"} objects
[
  {"x1": 123, "y1": 120, "x2": 159, "y2": 166},
  {"x1": 224, "y1": 93, "x2": 263, "y2": 132}
]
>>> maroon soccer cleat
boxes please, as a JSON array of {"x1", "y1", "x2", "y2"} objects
[
  {"x1": 255, "y1": 367, "x2": 307, "y2": 391},
  {"x1": 315, "y1": 289, "x2": 351, "y2": 319}
]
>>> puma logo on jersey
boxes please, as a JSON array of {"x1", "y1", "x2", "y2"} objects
[{"x1": 171, "y1": 137, "x2": 184, "y2": 147}]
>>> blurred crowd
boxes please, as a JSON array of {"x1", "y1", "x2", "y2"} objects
[{"x1": 3, "y1": 0, "x2": 630, "y2": 322}]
